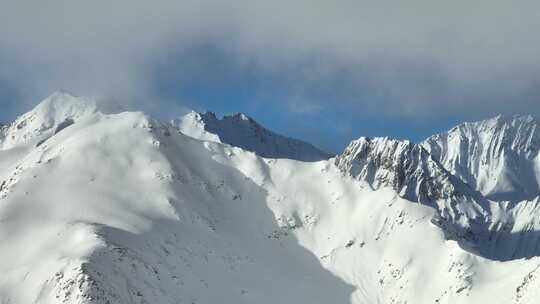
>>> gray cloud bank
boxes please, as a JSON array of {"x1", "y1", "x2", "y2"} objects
[{"x1": 1, "y1": 0, "x2": 539, "y2": 119}]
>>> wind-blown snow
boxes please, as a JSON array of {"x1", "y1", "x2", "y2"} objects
[{"x1": 1, "y1": 94, "x2": 540, "y2": 304}]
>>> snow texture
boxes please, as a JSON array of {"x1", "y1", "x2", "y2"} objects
[{"x1": 2, "y1": 93, "x2": 540, "y2": 304}]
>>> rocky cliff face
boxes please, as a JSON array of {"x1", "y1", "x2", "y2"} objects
[{"x1": 335, "y1": 137, "x2": 460, "y2": 203}]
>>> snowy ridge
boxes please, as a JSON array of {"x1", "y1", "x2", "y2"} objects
[
  {"x1": 0, "y1": 92, "x2": 98, "y2": 150},
  {"x1": 2, "y1": 94, "x2": 540, "y2": 303},
  {"x1": 423, "y1": 115, "x2": 540, "y2": 202},
  {"x1": 174, "y1": 111, "x2": 331, "y2": 161}
]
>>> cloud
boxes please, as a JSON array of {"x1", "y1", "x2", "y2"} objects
[{"x1": 1, "y1": 0, "x2": 539, "y2": 120}]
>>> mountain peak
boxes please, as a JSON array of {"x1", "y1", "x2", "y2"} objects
[
  {"x1": 197, "y1": 111, "x2": 218, "y2": 120},
  {"x1": 228, "y1": 112, "x2": 251, "y2": 121},
  {"x1": 34, "y1": 92, "x2": 97, "y2": 117},
  {"x1": 0, "y1": 93, "x2": 98, "y2": 149},
  {"x1": 493, "y1": 113, "x2": 536, "y2": 124},
  {"x1": 174, "y1": 111, "x2": 331, "y2": 161},
  {"x1": 454, "y1": 114, "x2": 538, "y2": 133},
  {"x1": 424, "y1": 114, "x2": 540, "y2": 201}
]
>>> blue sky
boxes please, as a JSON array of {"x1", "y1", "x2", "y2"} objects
[
  {"x1": 1, "y1": 1, "x2": 539, "y2": 153},
  {"x1": 146, "y1": 43, "x2": 467, "y2": 152}
]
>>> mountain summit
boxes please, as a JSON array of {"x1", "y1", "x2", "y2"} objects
[
  {"x1": 0, "y1": 92, "x2": 97, "y2": 150},
  {"x1": 423, "y1": 114, "x2": 540, "y2": 202},
  {"x1": 174, "y1": 111, "x2": 331, "y2": 161}
]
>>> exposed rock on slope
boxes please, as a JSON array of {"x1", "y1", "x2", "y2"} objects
[
  {"x1": 334, "y1": 137, "x2": 492, "y2": 249},
  {"x1": 336, "y1": 137, "x2": 467, "y2": 204},
  {"x1": 174, "y1": 111, "x2": 331, "y2": 161}
]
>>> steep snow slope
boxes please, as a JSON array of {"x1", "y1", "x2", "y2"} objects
[
  {"x1": 423, "y1": 115, "x2": 540, "y2": 202},
  {"x1": 0, "y1": 98, "x2": 350, "y2": 304},
  {"x1": 2, "y1": 95, "x2": 540, "y2": 304},
  {"x1": 258, "y1": 158, "x2": 540, "y2": 303},
  {"x1": 174, "y1": 111, "x2": 331, "y2": 161}
]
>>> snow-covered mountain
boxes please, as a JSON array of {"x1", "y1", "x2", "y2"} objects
[
  {"x1": 173, "y1": 111, "x2": 331, "y2": 161},
  {"x1": 423, "y1": 115, "x2": 540, "y2": 202},
  {"x1": 0, "y1": 92, "x2": 97, "y2": 150},
  {"x1": 334, "y1": 137, "x2": 491, "y2": 247},
  {"x1": 2, "y1": 93, "x2": 540, "y2": 304}
]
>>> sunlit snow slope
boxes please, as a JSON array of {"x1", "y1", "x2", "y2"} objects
[
  {"x1": 423, "y1": 115, "x2": 540, "y2": 202},
  {"x1": 1, "y1": 93, "x2": 540, "y2": 304}
]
